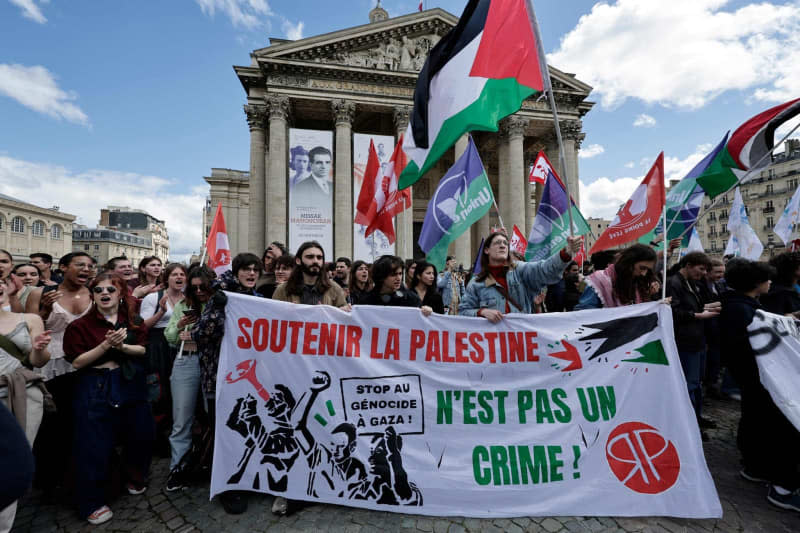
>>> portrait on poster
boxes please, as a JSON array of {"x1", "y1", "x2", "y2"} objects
[{"x1": 289, "y1": 129, "x2": 334, "y2": 254}]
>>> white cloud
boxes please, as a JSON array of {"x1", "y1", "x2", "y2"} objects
[
  {"x1": 282, "y1": 19, "x2": 304, "y2": 40},
  {"x1": 624, "y1": 161, "x2": 635, "y2": 168},
  {"x1": 549, "y1": 0, "x2": 800, "y2": 109},
  {"x1": 0, "y1": 64, "x2": 89, "y2": 125},
  {"x1": 578, "y1": 144, "x2": 604, "y2": 159},
  {"x1": 580, "y1": 143, "x2": 716, "y2": 219},
  {"x1": 194, "y1": 0, "x2": 272, "y2": 29},
  {"x1": 633, "y1": 113, "x2": 656, "y2": 128},
  {"x1": 0, "y1": 156, "x2": 206, "y2": 261},
  {"x1": 9, "y1": 0, "x2": 47, "y2": 23},
  {"x1": 580, "y1": 176, "x2": 643, "y2": 220}
]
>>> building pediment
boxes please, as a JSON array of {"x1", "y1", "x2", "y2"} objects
[{"x1": 254, "y1": 8, "x2": 456, "y2": 74}]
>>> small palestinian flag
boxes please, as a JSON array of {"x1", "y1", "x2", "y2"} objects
[
  {"x1": 696, "y1": 98, "x2": 800, "y2": 198},
  {"x1": 399, "y1": 0, "x2": 545, "y2": 189}
]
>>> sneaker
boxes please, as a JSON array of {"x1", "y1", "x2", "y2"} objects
[
  {"x1": 126, "y1": 482, "x2": 147, "y2": 495},
  {"x1": 219, "y1": 490, "x2": 248, "y2": 515},
  {"x1": 271, "y1": 496, "x2": 288, "y2": 516},
  {"x1": 165, "y1": 469, "x2": 185, "y2": 493},
  {"x1": 767, "y1": 485, "x2": 800, "y2": 512},
  {"x1": 87, "y1": 505, "x2": 113, "y2": 525},
  {"x1": 740, "y1": 468, "x2": 769, "y2": 484}
]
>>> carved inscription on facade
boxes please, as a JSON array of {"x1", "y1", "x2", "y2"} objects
[{"x1": 309, "y1": 79, "x2": 413, "y2": 97}]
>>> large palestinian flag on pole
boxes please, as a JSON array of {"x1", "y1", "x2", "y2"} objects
[
  {"x1": 696, "y1": 98, "x2": 800, "y2": 198},
  {"x1": 398, "y1": 0, "x2": 545, "y2": 190}
]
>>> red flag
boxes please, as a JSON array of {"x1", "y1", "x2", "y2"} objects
[
  {"x1": 573, "y1": 242, "x2": 586, "y2": 266},
  {"x1": 364, "y1": 136, "x2": 412, "y2": 243},
  {"x1": 205, "y1": 202, "x2": 231, "y2": 275},
  {"x1": 510, "y1": 225, "x2": 528, "y2": 256},
  {"x1": 354, "y1": 140, "x2": 381, "y2": 226},
  {"x1": 529, "y1": 151, "x2": 551, "y2": 184},
  {"x1": 589, "y1": 153, "x2": 666, "y2": 255},
  {"x1": 418, "y1": 1, "x2": 423, "y2": 11}
]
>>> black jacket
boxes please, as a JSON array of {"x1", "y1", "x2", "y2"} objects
[
  {"x1": 759, "y1": 283, "x2": 800, "y2": 316},
  {"x1": 362, "y1": 288, "x2": 421, "y2": 308},
  {"x1": 666, "y1": 272, "x2": 707, "y2": 351}
]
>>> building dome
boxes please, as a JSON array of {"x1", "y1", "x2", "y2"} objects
[{"x1": 369, "y1": 1, "x2": 388, "y2": 23}]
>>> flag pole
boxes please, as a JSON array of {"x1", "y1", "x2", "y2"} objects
[
  {"x1": 661, "y1": 199, "x2": 668, "y2": 300},
  {"x1": 492, "y1": 198, "x2": 506, "y2": 232},
  {"x1": 526, "y1": 0, "x2": 574, "y2": 236},
  {"x1": 672, "y1": 120, "x2": 800, "y2": 243}
]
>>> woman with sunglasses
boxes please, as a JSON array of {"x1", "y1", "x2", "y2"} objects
[
  {"x1": 63, "y1": 273, "x2": 152, "y2": 525},
  {"x1": 162, "y1": 266, "x2": 215, "y2": 492}
]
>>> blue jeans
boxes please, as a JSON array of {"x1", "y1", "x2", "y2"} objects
[
  {"x1": 169, "y1": 354, "x2": 201, "y2": 469},
  {"x1": 72, "y1": 366, "x2": 154, "y2": 518},
  {"x1": 679, "y1": 349, "x2": 706, "y2": 419}
]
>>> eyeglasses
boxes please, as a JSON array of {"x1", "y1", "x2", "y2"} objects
[{"x1": 92, "y1": 286, "x2": 117, "y2": 294}]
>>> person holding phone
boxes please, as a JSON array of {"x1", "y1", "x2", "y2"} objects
[{"x1": 162, "y1": 266, "x2": 216, "y2": 492}]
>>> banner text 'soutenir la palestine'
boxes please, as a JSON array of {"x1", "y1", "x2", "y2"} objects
[{"x1": 237, "y1": 317, "x2": 542, "y2": 365}]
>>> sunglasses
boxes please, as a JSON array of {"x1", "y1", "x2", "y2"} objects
[{"x1": 92, "y1": 286, "x2": 117, "y2": 294}]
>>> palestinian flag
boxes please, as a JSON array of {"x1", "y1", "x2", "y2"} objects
[
  {"x1": 398, "y1": 0, "x2": 545, "y2": 190},
  {"x1": 696, "y1": 98, "x2": 800, "y2": 198}
]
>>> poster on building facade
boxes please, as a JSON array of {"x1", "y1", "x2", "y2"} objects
[
  {"x1": 211, "y1": 296, "x2": 722, "y2": 519},
  {"x1": 353, "y1": 133, "x2": 397, "y2": 262},
  {"x1": 289, "y1": 129, "x2": 334, "y2": 255}
]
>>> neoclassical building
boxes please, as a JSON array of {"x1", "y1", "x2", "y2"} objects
[{"x1": 218, "y1": 4, "x2": 594, "y2": 265}]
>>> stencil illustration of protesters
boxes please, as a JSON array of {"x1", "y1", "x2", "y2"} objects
[
  {"x1": 304, "y1": 422, "x2": 367, "y2": 499},
  {"x1": 224, "y1": 371, "x2": 331, "y2": 495},
  {"x1": 350, "y1": 426, "x2": 422, "y2": 506}
]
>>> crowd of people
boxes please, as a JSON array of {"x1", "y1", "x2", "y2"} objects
[{"x1": 0, "y1": 233, "x2": 799, "y2": 528}]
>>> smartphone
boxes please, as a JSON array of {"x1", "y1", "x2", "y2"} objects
[{"x1": 184, "y1": 308, "x2": 199, "y2": 319}]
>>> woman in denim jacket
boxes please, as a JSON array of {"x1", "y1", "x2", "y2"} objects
[{"x1": 459, "y1": 231, "x2": 582, "y2": 322}]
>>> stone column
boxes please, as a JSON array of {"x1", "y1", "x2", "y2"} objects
[
  {"x1": 498, "y1": 116, "x2": 528, "y2": 236},
  {"x1": 524, "y1": 155, "x2": 533, "y2": 233},
  {"x1": 245, "y1": 104, "x2": 267, "y2": 252},
  {"x1": 452, "y1": 134, "x2": 471, "y2": 268},
  {"x1": 332, "y1": 99, "x2": 356, "y2": 259},
  {"x1": 265, "y1": 94, "x2": 290, "y2": 246},
  {"x1": 393, "y1": 105, "x2": 413, "y2": 259},
  {"x1": 560, "y1": 120, "x2": 584, "y2": 209}
]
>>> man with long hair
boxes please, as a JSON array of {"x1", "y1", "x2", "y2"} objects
[
  {"x1": 272, "y1": 241, "x2": 348, "y2": 309},
  {"x1": 270, "y1": 241, "x2": 347, "y2": 516},
  {"x1": 459, "y1": 231, "x2": 582, "y2": 322}
]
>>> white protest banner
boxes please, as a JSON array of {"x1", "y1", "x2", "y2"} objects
[
  {"x1": 747, "y1": 310, "x2": 800, "y2": 431},
  {"x1": 212, "y1": 296, "x2": 721, "y2": 518}
]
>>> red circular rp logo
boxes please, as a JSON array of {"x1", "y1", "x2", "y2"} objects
[{"x1": 606, "y1": 421, "x2": 680, "y2": 494}]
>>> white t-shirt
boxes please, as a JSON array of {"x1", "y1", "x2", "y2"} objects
[{"x1": 140, "y1": 291, "x2": 175, "y2": 329}]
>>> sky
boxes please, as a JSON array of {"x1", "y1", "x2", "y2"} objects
[{"x1": 1, "y1": 0, "x2": 798, "y2": 261}]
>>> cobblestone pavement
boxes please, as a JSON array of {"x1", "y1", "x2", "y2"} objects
[{"x1": 12, "y1": 396, "x2": 800, "y2": 532}]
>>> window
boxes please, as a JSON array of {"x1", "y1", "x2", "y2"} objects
[
  {"x1": 94, "y1": 245, "x2": 100, "y2": 251},
  {"x1": 766, "y1": 184, "x2": 774, "y2": 194},
  {"x1": 51, "y1": 224, "x2": 62, "y2": 240},
  {"x1": 766, "y1": 200, "x2": 773, "y2": 208},
  {"x1": 723, "y1": 240, "x2": 728, "y2": 248},
  {"x1": 32, "y1": 220, "x2": 44, "y2": 237},
  {"x1": 766, "y1": 217, "x2": 774, "y2": 228},
  {"x1": 721, "y1": 223, "x2": 727, "y2": 233},
  {"x1": 11, "y1": 217, "x2": 25, "y2": 233},
  {"x1": 0, "y1": 217, "x2": 3, "y2": 230},
  {"x1": 84, "y1": 244, "x2": 90, "y2": 250},
  {"x1": 789, "y1": 178, "x2": 799, "y2": 189}
]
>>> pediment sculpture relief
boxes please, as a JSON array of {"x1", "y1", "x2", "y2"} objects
[{"x1": 312, "y1": 34, "x2": 441, "y2": 72}]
